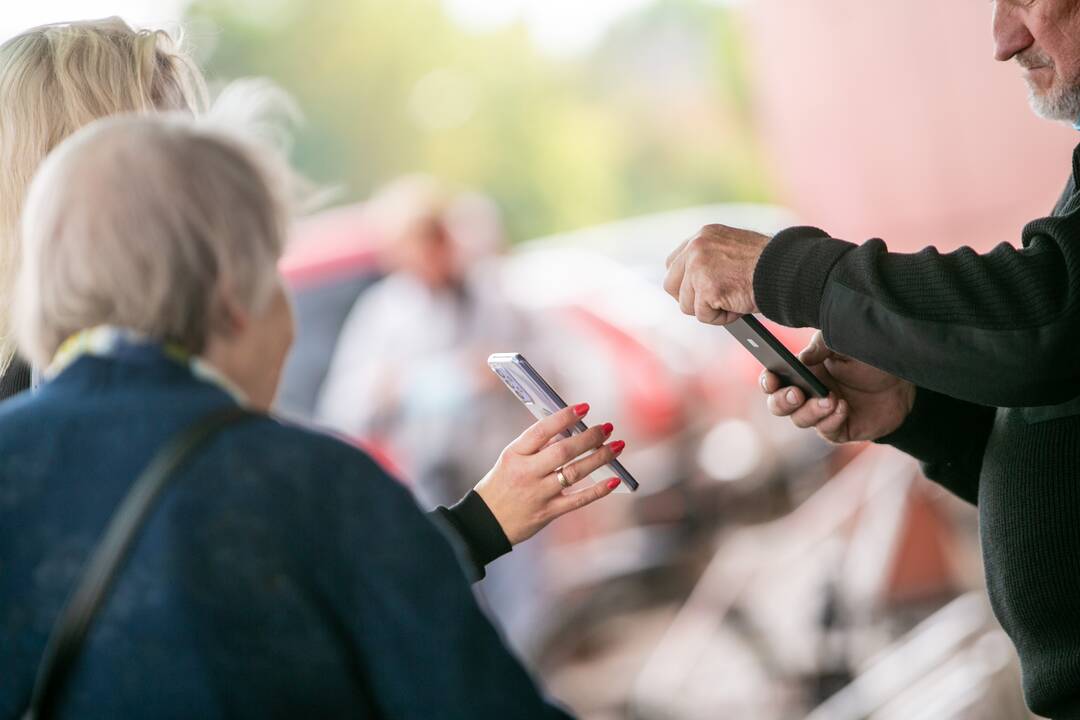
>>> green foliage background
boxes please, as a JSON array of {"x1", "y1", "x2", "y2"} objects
[{"x1": 184, "y1": 0, "x2": 772, "y2": 241}]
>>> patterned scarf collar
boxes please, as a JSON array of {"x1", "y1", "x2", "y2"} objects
[{"x1": 46, "y1": 325, "x2": 248, "y2": 405}]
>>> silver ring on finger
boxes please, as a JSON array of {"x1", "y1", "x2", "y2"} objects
[{"x1": 556, "y1": 468, "x2": 571, "y2": 489}]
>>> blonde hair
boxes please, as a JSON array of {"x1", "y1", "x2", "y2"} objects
[
  {"x1": 0, "y1": 17, "x2": 207, "y2": 374},
  {"x1": 15, "y1": 115, "x2": 290, "y2": 367}
]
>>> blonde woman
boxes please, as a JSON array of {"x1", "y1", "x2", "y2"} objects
[{"x1": 0, "y1": 18, "x2": 206, "y2": 399}]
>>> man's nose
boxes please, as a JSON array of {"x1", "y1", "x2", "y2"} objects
[{"x1": 993, "y1": 2, "x2": 1035, "y2": 62}]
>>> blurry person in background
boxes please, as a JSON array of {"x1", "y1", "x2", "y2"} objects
[
  {"x1": 0, "y1": 17, "x2": 207, "y2": 400},
  {"x1": 663, "y1": 1, "x2": 1080, "y2": 717},
  {"x1": 315, "y1": 177, "x2": 561, "y2": 649},
  {"x1": 317, "y1": 175, "x2": 543, "y2": 510},
  {"x1": 0, "y1": 114, "x2": 622, "y2": 719}
]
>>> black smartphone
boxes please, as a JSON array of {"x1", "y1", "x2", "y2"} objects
[{"x1": 724, "y1": 315, "x2": 829, "y2": 398}]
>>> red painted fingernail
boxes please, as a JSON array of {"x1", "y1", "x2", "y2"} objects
[
  {"x1": 572, "y1": 403, "x2": 590, "y2": 417},
  {"x1": 602, "y1": 422, "x2": 614, "y2": 437},
  {"x1": 610, "y1": 440, "x2": 626, "y2": 455},
  {"x1": 606, "y1": 478, "x2": 621, "y2": 490}
]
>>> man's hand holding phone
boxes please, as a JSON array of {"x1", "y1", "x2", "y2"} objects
[
  {"x1": 663, "y1": 223, "x2": 768, "y2": 325},
  {"x1": 661, "y1": 226, "x2": 915, "y2": 444},
  {"x1": 761, "y1": 331, "x2": 916, "y2": 444}
]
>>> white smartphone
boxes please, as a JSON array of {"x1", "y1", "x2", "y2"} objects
[{"x1": 488, "y1": 353, "x2": 639, "y2": 493}]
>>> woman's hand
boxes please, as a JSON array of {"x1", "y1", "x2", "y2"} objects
[{"x1": 475, "y1": 403, "x2": 625, "y2": 545}]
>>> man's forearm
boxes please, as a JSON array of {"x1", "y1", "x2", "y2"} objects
[{"x1": 754, "y1": 218, "x2": 1080, "y2": 407}]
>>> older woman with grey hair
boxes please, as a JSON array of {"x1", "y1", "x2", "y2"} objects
[{"x1": 0, "y1": 115, "x2": 623, "y2": 719}]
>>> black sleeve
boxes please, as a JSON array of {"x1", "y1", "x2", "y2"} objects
[
  {"x1": 427, "y1": 491, "x2": 512, "y2": 583},
  {"x1": 874, "y1": 388, "x2": 996, "y2": 505},
  {"x1": 753, "y1": 204, "x2": 1080, "y2": 407}
]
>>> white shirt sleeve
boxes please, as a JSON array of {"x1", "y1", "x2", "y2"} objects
[{"x1": 315, "y1": 279, "x2": 402, "y2": 435}]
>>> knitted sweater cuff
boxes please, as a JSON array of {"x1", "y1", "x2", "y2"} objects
[
  {"x1": 753, "y1": 226, "x2": 856, "y2": 328},
  {"x1": 874, "y1": 387, "x2": 991, "y2": 506},
  {"x1": 875, "y1": 387, "x2": 949, "y2": 460},
  {"x1": 430, "y1": 491, "x2": 511, "y2": 582}
]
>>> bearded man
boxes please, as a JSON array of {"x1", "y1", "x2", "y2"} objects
[{"x1": 663, "y1": 1, "x2": 1080, "y2": 717}]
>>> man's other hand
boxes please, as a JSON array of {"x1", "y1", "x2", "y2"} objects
[
  {"x1": 663, "y1": 224, "x2": 769, "y2": 325},
  {"x1": 761, "y1": 331, "x2": 916, "y2": 443}
]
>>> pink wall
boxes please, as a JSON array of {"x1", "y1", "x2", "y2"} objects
[{"x1": 743, "y1": 0, "x2": 1077, "y2": 252}]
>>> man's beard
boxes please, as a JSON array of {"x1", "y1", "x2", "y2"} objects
[
  {"x1": 1018, "y1": 48, "x2": 1080, "y2": 124},
  {"x1": 1027, "y1": 81, "x2": 1080, "y2": 124}
]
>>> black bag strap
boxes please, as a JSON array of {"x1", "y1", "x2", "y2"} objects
[{"x1": 23, "y1": 405, "x2": 259, "y2": 720}]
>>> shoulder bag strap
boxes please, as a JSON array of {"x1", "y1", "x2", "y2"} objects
[{"x1": 23, "y1": 405, "x2": 259, "y2": 720}]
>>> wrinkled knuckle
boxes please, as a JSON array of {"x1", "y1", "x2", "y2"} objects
[{"x1": 767, "y1": 396, "x2": 784, "y2": 416}]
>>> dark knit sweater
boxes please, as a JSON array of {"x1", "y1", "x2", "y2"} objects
[{"x1": 753, "y1": 143, "x2": 1080, "y2": 719}]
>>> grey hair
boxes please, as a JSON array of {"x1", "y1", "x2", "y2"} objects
[{"x1": 14, "y1": 113, "x2": 292, "y2": 367}]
